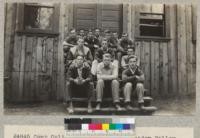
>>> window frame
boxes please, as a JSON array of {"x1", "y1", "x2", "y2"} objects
[
  {"x1": 134, "y1": 4, "x2": 171, "y2": 41},
  {"x1": 16, "y1": 3, "x2": 60, "y2": 36}
]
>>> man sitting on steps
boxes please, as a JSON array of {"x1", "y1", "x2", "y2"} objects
[
  {"x1": 66, "y1": 55, "x2": 94, "y2": 114},
  {"x1": 96, "y1": 53, "x2": 122, "y2": 111},
  {"x1": 122, "y1": 55, "x2": 145, "y2": 110}
]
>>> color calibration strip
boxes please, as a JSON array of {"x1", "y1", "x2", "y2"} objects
[{"x1": 64, "y1": 118, "x2": 135, "y2": 136}]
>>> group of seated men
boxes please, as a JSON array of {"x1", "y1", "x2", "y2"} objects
[{"x1": 63, "y1": 28, "x2": 145, "y2": 114}]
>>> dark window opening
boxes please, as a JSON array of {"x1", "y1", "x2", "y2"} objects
[
  {"x1": 137, "y1": 4, "x2": 166, "y2": 38},
  {"x1": 139, "y1": 12, "x2": 165, "y2": 37},
  {"x1": 24, "y1": 4, "x2": 54, "y2": 31}
]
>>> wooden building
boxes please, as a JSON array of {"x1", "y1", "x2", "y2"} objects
[{"x1": 4, "y1": 3, "x2": 197, "y2": 103}]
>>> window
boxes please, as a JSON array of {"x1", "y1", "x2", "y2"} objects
[
  {"x1": 17, "y1": 3, "x2": 60, "y2": 35},
  {"x1": 136, "y1": 4, "x2": 167, "y2": 38},
  {"x1": 140, "y1": 12, "x2": 165, "y2": 37}
]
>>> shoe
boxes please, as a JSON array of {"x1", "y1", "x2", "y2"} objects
[
  {"x1": 68, "y1": 107, "x2": 74, "y2": 114},
  {"x1": 88, "y1": 103, "x2": 93, "y2": 113},
  {"x1": 115, "y1": 104, "x2": 122, "y2": 111},
  {"x1": 138, "y1": 103, "x2": 145, "y2": 110},
  {"x1": 126, "y1": 104, "x2": 133, "y2": 111},
  {"x1": 95, "y1": 103, "x2": 101, "y2": 111},
  {"x1": 87, "y1": 107, "x2": 93, "y2": 113}
]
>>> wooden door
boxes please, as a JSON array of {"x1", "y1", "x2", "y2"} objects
[{"x1": 73, "y1": 4, "x2": 123, "y2": 34}]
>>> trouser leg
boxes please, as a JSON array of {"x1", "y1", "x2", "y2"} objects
[
  {"x1": 96, "y1": 79, "x2": 104, "y2": 102},
  {"x1": 86, "y1": 82, "x2": 94, "y2": 102},
  {"x1": 66, "y1": 81, "x2": 72, "y2": 102},
  {"x1": 136, "y1": 83, "x2": 144, "y2": 103},
  {"x1": 123, "y1": 82, "x2": 132, "y2": 103},
  {"x1": 111, "y1": 79, "x2": 120, "y2": 103}
]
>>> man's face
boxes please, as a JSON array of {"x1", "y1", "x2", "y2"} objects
[
  {"x1": 113, "y1": 33, "x2": 118, "y2": 39},
  {"x1": 79, "y1": 30, "x2": 84, "y2": 36},
  {"x1": 77, "y1": 38, "x2": 84, "y2": 47},
  {"x1": 129, "y1": 57, "x2": 137, "y2": 68},
  {"x1": 122, "y1": 34, "x2": 128, "y2": 40},
  {"x1": 95, "y1": 29, "x2": 100, "y2": 36},
  {"x1": 76, "y1": 56, "x2": 84, "y2": 67},
  {"x1": 105, "y1": 33, "x2": 111, "y2": 39},
  {"x1": 102, "y1": 41, "x2": 108, "y2": 49},
  {"x1": 103, "y1": 57, "x2": 111, "y2": 67},
  {"x1": 70, "y1": 30, "x2": 76, "y2": 37},
  {"x1": 88, "y1": 32, "x2": 93, "y2": 38},
  {"x1": 127, "y1": 48, "x2": 134, "y2": 56}
]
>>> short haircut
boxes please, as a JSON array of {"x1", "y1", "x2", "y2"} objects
[
  {"x1": 95, "y1": 28, "x2": 101, "y2": 31},
  {"x1": 128, "y1": 55, "x2": 138, "y2": 62},
  {"x1": 122, "y1": 33, "x2": 128, "y2": 37},
  {"x1": 79, "y1": 29, "x2": 85, "y2": 32},
  {"x1": 101, "y1": 39, "x2": 108, "y2": 44},
  {"x1": 103, "y1": 53, "x2": 111, "y2": 59},
  {"x1": 77, "y1": 37, "x2": 84, "y2": 42},
  {"x1": 76, "y1": 55, "x2": 84, "y2": 59},
  {"x1": 127, "y1": 46, "x2": 135, "y2": 52},
  {"x1": 70, "y1": 28, "x2": 76, "y2": 33},
  {"x1": 104, "y1": 29, "x2": 111, "y2": 34}
]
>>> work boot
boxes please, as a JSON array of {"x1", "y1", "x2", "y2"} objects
[
  {"x1": 115, "y1": 103, "x2": 122, "y2": 111},
  {"x1": 138, "y1": 102, "x2": 145, "y2": 110},
  {"x1": 87, "y1": 102, "x2": 93, "y2": 113},
  {"x1": 68, "y1": 102, "x2": 74, "y2": 114},
  {"x1": 125, "y1": 104, "x2": 134, "y2": 111},
  {"x1": 95, "y1": 103, "x2": 101, "y2": 111}
]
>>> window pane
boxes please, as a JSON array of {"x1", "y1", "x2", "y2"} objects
[
  {"x1": 139, "y1": 4, "x2": 165, "y2": 37},
  {"x1": 24, "y1": 5, "x2": 54, "y2": 30}
]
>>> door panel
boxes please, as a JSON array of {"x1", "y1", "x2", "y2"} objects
[
  {"x1": 74, "y1": 4, "x2": 97, "y2": 30},
  {"x1": 73, "y1": 4, "x2": 122, "y2": 34}
]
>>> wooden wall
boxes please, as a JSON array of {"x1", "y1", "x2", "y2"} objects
[
  {"x1": 4, "y1": 3, "x2": 196, "y2": 103},
  {"x1": 132, "y1": 4, "x2": 196, "y2": 96},
  {"x1": 4, "y1": 4, "x2": 59, "y2": 102}
]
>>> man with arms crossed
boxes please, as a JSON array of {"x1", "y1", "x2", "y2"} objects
[
  {"x1": 96, "y1": 53, "x2": 121, "y2": 111},
  {"x1": 67, "y1": 55, "x2": 94, "y2": 114},
  {"x1": 122, "y1": 55, "x2": 145, "y2": 110}
]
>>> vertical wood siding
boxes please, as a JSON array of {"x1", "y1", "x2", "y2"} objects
[
  {"x1": 4, "y1": 4, "x2": 196, "y2": 102},
  {"x1": 133, "y1": 4, "x2": 196, "y2": 96}
]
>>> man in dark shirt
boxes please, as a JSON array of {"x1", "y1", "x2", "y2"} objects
[
  {"x1": 63, "y1": 29, "x2": 78, "y2": 49},
  {"x1": 121, "y1": 47, "x2": 140, "y2": 70},
  {"x1": 63, "y1": 29, "x2": 79, "y2": 75},
  {"x1": 67, "y1": 37, "x2": 93, "y2": 68},
  {"x1": 94, "y1": 28, "x2": 103, "y2": 46},
  {"x1": 77, "y1": 29, "x2": 86, "y2": 39},
  {"x1": 118, "y1": 33, "x2": 133, "y2": 55},
  {"x1": 66, "y1": 55, "x2": 94, "y2": 114},
  {"x1": 122, "y1": 55, "x2": 145, "y2": 110},
  {"x1": 84, "y1": 30, "x2": 99, "y2": 57}
]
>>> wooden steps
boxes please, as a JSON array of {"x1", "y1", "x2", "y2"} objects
[
  {"x1": 67, "y1": 96, "x2": 157, "y2": 115},
  {"x1": 67, "y1": 106, "x2": 157, "y2": 115}
]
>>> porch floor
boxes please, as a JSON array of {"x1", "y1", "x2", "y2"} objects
[{"x1": 4, "y1": 95, "x2": 195, "y2": 116}]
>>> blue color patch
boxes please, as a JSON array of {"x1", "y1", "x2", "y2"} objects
[
  {"x1": 115, "y1": 124, "x2": 123, "y2": 130},
  {"x1": 123, "y1": 124, "x2": 130, "y2": 130}
]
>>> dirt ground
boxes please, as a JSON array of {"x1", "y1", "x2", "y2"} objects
[{"x1": 4, "y1": 95, "x2": 195, "y2": 116}]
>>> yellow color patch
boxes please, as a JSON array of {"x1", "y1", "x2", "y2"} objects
[{"x1": 102, "y1": 124, "x2": 109, "y2": 130}]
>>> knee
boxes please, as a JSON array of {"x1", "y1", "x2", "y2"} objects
[
  {"x1": 89, "y1": 82, "x2": 94, "y2": 88},
  {"x1": 136, "y1": 83, "x2": 144, "y2": 89},
  {"x1": 112, "y1": 79, "x2": 119, "y2": 85},
  {"x1": 125, "y1": 82, "x2": 132, "y2": 88},
  {"x1": 66, "y1": 81, "x2": 70, "y2": 87},
  {"x1": 97, "y1": 79, "x2": 104, "y2": 85}
]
